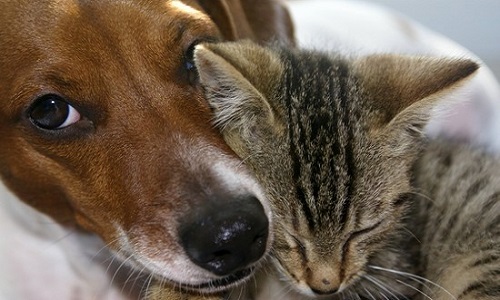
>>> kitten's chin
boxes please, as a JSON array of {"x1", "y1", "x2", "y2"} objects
[
  {"x1": 291, "y1": 283, "x2": 320, "y2": 298},
  {"x1": 281, "y1": 267, "x2": 365, "y2": 299},
  {"x1": 285, "y1": 278, "x2": 348, "y2": 299}
]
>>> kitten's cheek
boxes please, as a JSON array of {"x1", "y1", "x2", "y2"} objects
[
  {"x1": 276, "y1": 252, "x2": 303, "y2": 282},
  {"x1": 343, "y1": 242, "x2": 369, "y2": 283}
]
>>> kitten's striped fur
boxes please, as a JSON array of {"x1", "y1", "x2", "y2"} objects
[
  {"x1": 412, "y1": 141, "x2": 500, "y2": 299},
  {"x1": 192, "y1": 41, "x2": 499, "y2": 300}
]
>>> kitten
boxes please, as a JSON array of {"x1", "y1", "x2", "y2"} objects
[{"x1": 189, "y1": 41, "x2": 499, "y2": 300}]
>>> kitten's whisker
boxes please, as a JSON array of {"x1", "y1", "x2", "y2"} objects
[
  {"x1": 348, "y1": 291, "x2": 356, "y2": 300},
  {"x1": 363, "y1": 275, "x2": 397, "y2": 300},
  {"x1": 396, "y1": 279, "x2": 434, "y2": 300},
  {"x1": 407, "y1": 190, "x2": 436, "y2": 205},
  {"x1": 363, "y1": 286, "x2": 377, "y2": 300},
  {"x1": 402, "y1": 226, "x2": 422, "y2": 244},
  {"x1": 239, "y1": 152, "x2": 262, "y2": 168},
  {"x1": 369, "y1": 265, "x2": 457, "y2": 300},
  {"x1": 268, "y1": 275, "x2": 295, "y2": 300}
]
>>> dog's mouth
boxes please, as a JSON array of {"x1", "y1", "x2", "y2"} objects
[{"x1": 180, "y1": 267, "x2": 254, "y2": 292}]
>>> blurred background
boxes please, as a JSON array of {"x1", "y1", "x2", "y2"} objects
[{"x1": 367, "y1": 0, "x2": 500, "y2": 78}]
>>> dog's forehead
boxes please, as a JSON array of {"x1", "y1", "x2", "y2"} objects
[
  {"x1": 0, "y1": 0, "x2": 218, "y2": 58},
  {"x1": 0, "y1": 0, "x2": 220, "y2": 110}
]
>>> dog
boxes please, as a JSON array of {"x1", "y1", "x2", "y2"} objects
[{"x1": 0, "y1": 1, "x2": 293, "y2": 299}]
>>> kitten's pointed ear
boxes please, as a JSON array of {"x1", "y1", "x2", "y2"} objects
[
  {"x1": 193, "y1": 41, "x2": 283, "y2": 131},
  {"x1": 354, "y1": 54, "x2": 479, "y2": 128}
]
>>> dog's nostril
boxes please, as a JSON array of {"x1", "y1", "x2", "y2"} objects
[
  {"x1": 179, "y1": 195, "x2": 269, "y2": 276},
  {"x1": 212, "y1": 249, "x2": 231, "y2": 258}
]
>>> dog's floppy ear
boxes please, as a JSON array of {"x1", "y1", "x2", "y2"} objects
[{"x1": 197, "y1": 0, "x2": 295, "y2": 45}]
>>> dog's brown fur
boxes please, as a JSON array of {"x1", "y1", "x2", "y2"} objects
[{"x1": 0, "y1": 0, "x2": 293, "y2": 297}]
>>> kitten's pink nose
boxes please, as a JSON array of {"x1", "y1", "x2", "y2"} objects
[{"x1": 307, "y1": 266, "x2": 341, "y2": 295}]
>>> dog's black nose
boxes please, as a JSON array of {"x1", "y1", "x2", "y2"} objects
[{"x1": 179, "y1": 195, "x2": 269, "y2": 276}]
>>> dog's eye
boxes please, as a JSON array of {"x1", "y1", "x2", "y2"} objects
[
  {"x1": 29, "y1": 94, "x2": 81, "y2": 130},
  {"x1": 184, "y1": 42, "x2": 198, "y2": 84}
]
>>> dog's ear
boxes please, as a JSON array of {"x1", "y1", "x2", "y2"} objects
[{"x1": 197, "y1": 0, "x2": 295, "y2": 46}]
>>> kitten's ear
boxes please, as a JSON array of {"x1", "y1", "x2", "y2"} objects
[
  {"x1": 193, "y1": 41, "x2": 283, "y2": 131},
  {"x1": 354, "y1": 54, "x2": 479, "y2": 129}
]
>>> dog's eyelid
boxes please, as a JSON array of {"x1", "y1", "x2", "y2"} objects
[{"x1": 183, "y1": 36, "x2": 220, "y2": 62}]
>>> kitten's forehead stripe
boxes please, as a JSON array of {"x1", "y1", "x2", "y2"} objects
[
  {"x1": 481, "y1": 192, "x2": 500, "y2": 219},
  {"x1": 280, "y1": 49, "x2": 362, "y2": 231},
  {"x1": 337, "y1": 61, "x2": 355, "y2": 229},
  {"x1": 283, "y1": 51, "x2": 316, "y2": 230}
]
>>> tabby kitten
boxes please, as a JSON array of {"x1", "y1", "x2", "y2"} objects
[{"x1": 189, "y1": 41, "x2": 499, "y2": 300}]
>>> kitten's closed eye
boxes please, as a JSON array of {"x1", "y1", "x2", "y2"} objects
[
  {"x1": 347, "y1": 220, "x2": 384, "y2": 243},
  {"x1": 275, "y1": 231, "x2": 307, "y2": 254}
]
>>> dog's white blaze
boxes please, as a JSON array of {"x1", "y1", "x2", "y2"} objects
[
  {"x1": 211, "y1": 159, "x2": 273, "y2": 218},
  {"x1": 210, "y1": 156, "x2": 275, "y2": 256},
  {"x1": 168, "y1": 0, "x2": 207, "y2": 20},
  {"x1": 49, "y1": 0, "x2": 80, "y2": 15}
]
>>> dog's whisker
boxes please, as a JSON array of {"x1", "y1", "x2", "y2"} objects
[
  {"x1": 117, "y1": 254, "x2": 141, "y2": 296},
  {"x1": 122, "y1": 262, "x2": 144, "y2": 295},
  {"x1": 109, "y1": 253, "x2": 133, "y2": 292},
  {"x1": 89, "y1": 237, "x2": 121, "y2": 265},
  {"x1": 137, "y1": 264, "x2": 153, "y2": 299},
  {"x1": 143, "y1": 271, "x2": 156, "y2": 299}
]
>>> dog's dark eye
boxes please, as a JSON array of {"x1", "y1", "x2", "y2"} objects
[
  {"x1": 29, "y1": 94, "x2": 81, "y2": 130},
  {"x1": 184, "y1": 42, "x2": 198, "y2": 84}
]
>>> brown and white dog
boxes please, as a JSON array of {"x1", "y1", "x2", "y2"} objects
[{"x1": 0, "y1": 1, "x2": 293, "y2": 299}]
